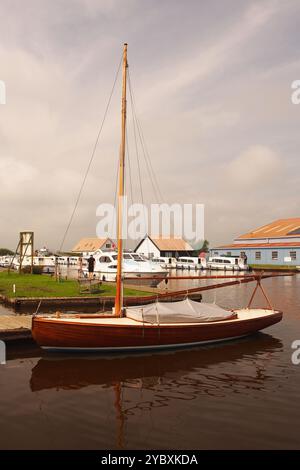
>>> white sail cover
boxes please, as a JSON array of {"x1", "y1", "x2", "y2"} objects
[{"x1": 126, "y1": 298, "x2": 235, "y2": 324}]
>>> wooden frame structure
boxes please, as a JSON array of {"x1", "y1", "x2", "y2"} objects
[{"x1": 9, "y1": 231, "x2": 34, "y2": 274}]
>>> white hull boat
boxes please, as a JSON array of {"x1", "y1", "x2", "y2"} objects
[
  {"x1": 82, "y1": 250, "x2": 168, "y2": 287},
  {"x1": 207, "y1": 256, "x2": 249, "y2": 271}
]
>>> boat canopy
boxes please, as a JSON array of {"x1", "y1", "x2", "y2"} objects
[{"x1": 126, "y1": 298, "x2": 236, "y2": 324}]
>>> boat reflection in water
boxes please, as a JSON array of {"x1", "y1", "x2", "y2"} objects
[
  {"x1": 30, "y1": 334, "x2": 283, "y2": 393},
  {"x1": 30, "y1": 334, "x2": 283, "y2": 448}
]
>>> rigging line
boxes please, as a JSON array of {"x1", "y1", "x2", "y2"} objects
[
  {"x1": 128, "y1": 70, "x2": 150, "y2": 254},
  {"x1": 128, "y1": 70, "x2": 149, "y2": 252},
  {"x1": 59, "y1": 55, "x2": 123, "y2": 252},
  {"x1": 127, "y1": 71, "x2": 159, "y2": 203},
  {"x1": 135, "y1": 113, "x2": 162, "y2": 204},
  {"x1": 138, "y1": 120, "x2": 164, "y2": 203},
  {"x1": 128, "y1": 71, "x2": 145, "y2": 210},
  {"x1": 136, "y1": 110, "x2": 164, "y2": 203},
  {"x1": 126, "y1": 121, "x2": 138, "y2": 244},
  {"x1": 128, "y1": 69, "x2": 164, "y2": 203}
]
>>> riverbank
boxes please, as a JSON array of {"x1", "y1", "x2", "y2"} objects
[
  {"x1": 0, "y1": 271, "x2": 156, "y2": 312},
  {"x1": 0, "y1": 272, "x2": 151, "y2": 298},
  {"x1": 0, "y1": 314, "x2": 32, "y2": 341}
]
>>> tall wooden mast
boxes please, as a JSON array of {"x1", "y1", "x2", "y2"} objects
[{"x1": 115, "y1": 43, "x2": 128, "y2": 316}]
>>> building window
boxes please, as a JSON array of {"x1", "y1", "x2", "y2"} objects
[
  {"x1": 255, "y1": 251, "x2": 261, "y2": 260},
  {"x1": 105, "y1": 243, "x2": 111, "y2": 248},
  {"x1": 272, "y1": 251, "x2": 278, "y2": 260},
  {"x1": 240, "y1": 251, "x2": 246, "y2": 258},
  {"x1": 213, "y1": 251, "x2": 219, "y2": 255},
  {"x1": 226, "y1": 252, "x2": 231, "y2": 256},
  {"x1": 290, "y1": 251, "x2": 297, "y2": 260}
]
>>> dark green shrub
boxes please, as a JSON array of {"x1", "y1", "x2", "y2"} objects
[{"x1": 21, "y1": 266, "x2": 43, "y2": 275}]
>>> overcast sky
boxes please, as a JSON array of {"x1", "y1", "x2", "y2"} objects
[{"x1": 0, "y1": 0, "x2": 299, "y2": 251}]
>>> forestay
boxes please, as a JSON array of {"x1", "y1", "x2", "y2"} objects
[{"x1": 126, "y1": 298, "x2": 236, "y2": 324}]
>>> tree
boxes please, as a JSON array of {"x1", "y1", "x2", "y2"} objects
[
  {"x1": 190, "y1": 240, "x2": 209, "y2": 256},
  {"x1": 0, "y1": 248, "x2": 14, "y2": 256},
  {"x1": 199, "y1": 240, "x2": 209, "y2": 253}
]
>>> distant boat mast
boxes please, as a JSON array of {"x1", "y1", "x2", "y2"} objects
[{"x1": 115, "y1": 43, "x2": 128, "y2": 316}]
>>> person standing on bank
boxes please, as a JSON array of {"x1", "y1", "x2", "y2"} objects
[{"x1": 87, "y1": 255, "x2": 96, "y2": 279}]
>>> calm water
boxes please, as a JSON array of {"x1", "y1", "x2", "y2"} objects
[{"x1": 0, "y1": 274, "x2": 299, "y2": 449}]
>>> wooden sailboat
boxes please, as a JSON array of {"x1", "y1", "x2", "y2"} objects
[{"x1": 32, "y1": 44, "x2": 282, "y2": 352}]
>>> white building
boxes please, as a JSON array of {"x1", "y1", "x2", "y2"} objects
[{"x1": 135, "y1": 235, "x2": 194, "y2": 259}]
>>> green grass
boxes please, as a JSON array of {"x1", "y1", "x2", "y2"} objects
[
  {"x1": 249, "y1": 264, "x2": 298, "y2": 271},
  {"x1": 0, "y1": 272, "x2": 151, "y2": 298}
]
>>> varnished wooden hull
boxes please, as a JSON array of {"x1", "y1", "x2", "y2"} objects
[{"x1": 31, "y1": 310, "x2": 283, "y2": 352}]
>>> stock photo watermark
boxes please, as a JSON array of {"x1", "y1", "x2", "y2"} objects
[
  {"x1": 96, "y1": 199, "x2": 205, "y2": 242},
  {"x1": 0, "y1": 340, "x2": 6, "y2": 365},
  {"x1": 0, "y1": 80, "x2": 6, "y2": 105},
  {"x1": 291, "y1": 340, "x2": 300, "y2": 365},
  {"x1": 291, "y1": 80, "x2": 300, "y2": 104}
]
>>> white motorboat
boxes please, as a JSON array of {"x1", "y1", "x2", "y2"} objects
[
  {"x1": 82, "y1": 250, "x2": 168, "y2": 287},
  {"x1": 12, "y1": 255, "x2": 56, "y2": 273},
  {"x1": 176, "y1": 256, "x2": 206, "y2": 270},
  {"x1": 57, "y1": 256, "x2": 83, "y2": 266},
  {"x1": 0, "y1": 255, "x2": 13, "y2": 267},
  {"x1": 151, "y1": 256, "x2": 177, "y2": 269},
  {"x1": 207, "y1": 255, "x2": 249, "y2": 271}
]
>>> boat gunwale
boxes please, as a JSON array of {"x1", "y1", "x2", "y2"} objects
[{"x1": 32, "y1": 309, "x2": 283, "y2": 329}]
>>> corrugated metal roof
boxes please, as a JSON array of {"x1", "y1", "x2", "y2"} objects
[
  {"x1": 149, "y1": 236, "x2": 193, "y2": 251},
  {"x1": 217, "y1": 242, "x2": 300, "y2": 249},
  {"x1": 72, "y1": 238, "x2": 113, "y2": 252},
  {"x1": 237, "y1": 218, "x2": 300, "y2": 240}
]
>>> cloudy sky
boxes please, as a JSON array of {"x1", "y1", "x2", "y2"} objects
[{"x1": 0, "y1": 0, "x2": 299, "y2": 251}]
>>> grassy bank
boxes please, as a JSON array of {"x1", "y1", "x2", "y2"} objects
[
  {"x1": 0, "y1": 272, "x2": 151, "y2": 298},
  {"x1": 250, "y1": 264, "x2": 298, "y2": 271}
]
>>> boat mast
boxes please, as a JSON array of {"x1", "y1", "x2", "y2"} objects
[{"x1": 115, "y1": 43, "x2": 128, "y2": 317}]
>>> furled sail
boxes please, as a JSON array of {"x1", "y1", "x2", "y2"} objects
[{"x1": 126, "y1": 298, "x2": 236, "y2": 324}]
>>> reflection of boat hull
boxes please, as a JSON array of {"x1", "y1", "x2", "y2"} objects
[
  {"x1": 207, "y1": 265, "x2": 247, "y2": 271},
  {"x1": 29, "y1": 333, "x2": 283, "y2": 392},
  {"x1": 32, "y1": 309, "x2": 282, "y2": 352},
  {"x1": 83, "y1": 270, "x2": 168, "y2": 287}
]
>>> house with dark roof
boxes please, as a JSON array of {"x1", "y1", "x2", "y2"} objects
[
  {"x1": 134, "y1": 235, "x2": 194, "y2": 259},
  {"x1": 210, "y1": 218, "x2": 300, "y2": 269}
]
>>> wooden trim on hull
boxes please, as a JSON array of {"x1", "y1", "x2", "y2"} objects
[{"x1": 32, "y1": 311, "x2": 282, "y2": 351}]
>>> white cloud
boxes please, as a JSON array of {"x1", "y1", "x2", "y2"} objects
[
  {"x1": 226, "y1": 145, "x2": 283, "y2": 187},
  {"x1": 0, "y1": 157, "x2": 38, "y2": 194}
]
